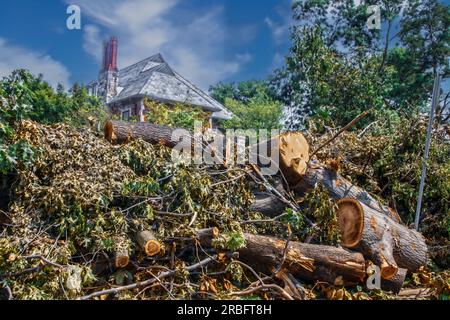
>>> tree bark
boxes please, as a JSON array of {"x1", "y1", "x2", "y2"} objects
[
  {"x1": 250, "y1": 193, "x2": 288, "y2": 218},
  {"x1": 296, "y1": 162, "x2": 401, "y2": 223},
  {"x1": 238, "y1": 233, "x2": 366, "y2": 286},
  {"x1": 380, "y1": 268, "x2": 407, "y2": 294},
  {"x1": 336, "y1": 198, "x2": 427, "y2": 279},
  {"x1": 105, "y1": 121, "x2": 191, "y2": 148},
  {"x1": 196, "y1": 227, "x2": 220, "y2": 247}
]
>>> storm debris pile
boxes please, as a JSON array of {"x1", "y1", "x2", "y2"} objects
[{"x1": 0, "y1": 120, "x2": 448, "y2": 300}]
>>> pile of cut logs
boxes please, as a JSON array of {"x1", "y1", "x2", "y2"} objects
[{"x1": 104, "y1": 121, "x2": 428, "y2": 294}]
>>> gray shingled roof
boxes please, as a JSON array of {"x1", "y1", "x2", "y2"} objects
[{"x1": 110, "y1": 54, "x2": 232, "y2": 120}]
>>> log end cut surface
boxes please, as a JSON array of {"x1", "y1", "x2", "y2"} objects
[
  {"x1": 279, "y1": 132, "x2": 310, "y2": 185},
  {"x1": 104, "y1": 121, "x2": 116, "y2": 142},
  {"x1": 145, "y1": 240, "x2": 162, "y2": 257},
  {"x1": 115, "y1": 254, "x2": 130, "y2": 269},
  {"x1": 337, "y1": 198, "x2": 364, "y2": 248}
]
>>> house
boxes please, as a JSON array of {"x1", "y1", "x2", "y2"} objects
[{"x1": 86, "y1": 37, "x2": 232, "y2": 125}]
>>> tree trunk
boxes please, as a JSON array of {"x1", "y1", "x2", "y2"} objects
[
  {"x1": 256, "y1": 132, "x2": 309, "y2": 185},
  {"x1": 250, "y1": 193, "x2": 287, "y2": 218},
  {"x1": 105, "y1": 122, "x2": 310, "y2": 185},
  {"x1": 337, "y1": 198, "x2": 427, "y2": 279},
  {"x1": 136, "y1": 230, "x2": 162, "y2": 257},
  {"x1": 105, "y1": 121, "x2": 191, "y2": 148},
  {"x1": 238, "y1": 233, "x2": 366, "y2": 286},
  {"x1": 296, "y1": 162, "x2": 401, "y2": 223}
]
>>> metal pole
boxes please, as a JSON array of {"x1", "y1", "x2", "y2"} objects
[{"x1": 414, "y1": 74, "x2": 441, "y2": 230}]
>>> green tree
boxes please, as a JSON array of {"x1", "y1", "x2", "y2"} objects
[
  {"x1": 271, "y1": 27, "x2": 400, "y2": 130},
  {"x1": 219, "y1": 93, "x2": 283, "y2": 131},
  {"x1": 210, "y1": 80, "x2": 283, "y2": 131},
  {"x1": 209, "y1": 80, "x2": 276, "y2": 104},
  {"x1": 0, "y1": 70, "x2": 35, "y2": 174},
  {"x1": 292, "y1": 0, "x2": 404, "y2": 55},
  {"x1": 0, "y1": 69, "x2": 106, "y2": 174},
  {"x1": 272, "y1": 1, "x2": 449, "y2": 129},
  {"x1": 400, "y1": 0, "x2": 450, "y2": 76}
]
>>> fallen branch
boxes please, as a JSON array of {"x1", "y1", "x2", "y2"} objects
[
  {"x1": 80, "y1": 256, "x2": 217, "y2": 300},
  {"x1": 310, "y1": 110, "x2": 371, "y2": 159}
]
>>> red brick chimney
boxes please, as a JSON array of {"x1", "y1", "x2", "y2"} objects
[{"x1": 102, "y1": 36, "x2": 118, "y2": 72}]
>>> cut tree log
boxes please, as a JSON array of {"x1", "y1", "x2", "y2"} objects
[
  {"x1": 262, "y1": 132, "x2": 309, "y2": 185},
  {"x1": 196, "y1": 227, "x2": 220, "y2": 247},
  {"x1": 136, "y1": 230, "x2": 162, "y2": 257},
  {"x1": 238, "y1": 233, "x2": 366, "y2": 286},
  {"x1": 105, "y1": 121, "x2": 191, "y2": 148},
  {"x1": 114, "y1": 250, "x2": 130, "y2": 269},
  {"x1": 380, "y1": 268, "x2": 407, "y2": 294},
  {"x1": 295, "y1": 162, "x2": 401, "y2": 223},
  {"x1": 279, "y1": 132, "x2": 309, "y2": 185},
  {"x1": 105, "y1": 122, "x2": 310, "y2": 186},
  {"x1": 336, "y1": 198, "x2": 427, "y2": 279}
]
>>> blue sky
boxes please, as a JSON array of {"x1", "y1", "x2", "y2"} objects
[
  {"x1": 0, "y1": 0, "x2": 292, "y2": 89},
  {"x1": 0, "y1": 0, "x2": 448, "y2": 92}
]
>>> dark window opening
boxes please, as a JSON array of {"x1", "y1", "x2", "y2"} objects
[{"x1": 122, "y1": 110, "x2": 131, "y2": 121}]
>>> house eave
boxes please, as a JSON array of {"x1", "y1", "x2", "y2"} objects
[{"x1": 109, "y1": 94, "x2": 222, "y2": 113}]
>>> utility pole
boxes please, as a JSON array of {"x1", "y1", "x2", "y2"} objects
[{"x1": 414, "y1": 74, "x2": 441, "y2": 231}]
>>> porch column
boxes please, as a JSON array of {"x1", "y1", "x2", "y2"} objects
[{"x1": 139, "y1": 100, "x2": 145, "y2": 122}]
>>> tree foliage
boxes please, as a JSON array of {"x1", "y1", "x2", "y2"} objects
[
  {"x1": 144, "y1": 98, "x2": 210, "y2": 130},
  {"x1": 219, "y1": 95, "x2": 283, "y2": 132},
  {"x1": 400, "y1": 0, "x2": 450, "y2": 76},
  {"x1": 0, "y1": 69, "x2": 106, "y2": 174},
  {"x1": 272, "y1": 0, "x2": 449, "y2": 130},
  {"x1": 209, "y1": 80, "x2": 276, "y2": 104},
  {"x1": 209, "y1": 80, "x2": 283, "y2": 131}
]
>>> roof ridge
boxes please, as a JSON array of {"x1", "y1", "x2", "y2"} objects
[
  {"x1": 119, "y1": 53, "x2": 163, "y2": 73},
  {"x1": 152, "y1": 63, "x2": 175, "y2": 76}
]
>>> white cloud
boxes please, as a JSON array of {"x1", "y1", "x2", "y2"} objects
[
  {"x1": 0, "y1": 38, "x2": 70, "y2": 87},
  {"x1": 265, "y1": 0, "x2": 294, "y2": 46},
  {"x1": 265, "y1": 17, "x2": 290, "y2": 45},
  {"x1": 83, "y1": 25, "x2": 103, "y2": 62},
  {"x1": 70, "y1": 0, "x2": 250, "y2": 89},
  {"x1": 236, "y1": 53, "x2": 253, "y2": 64}
]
